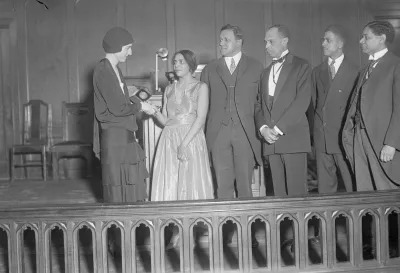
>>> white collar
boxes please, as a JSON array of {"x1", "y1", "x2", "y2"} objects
[
  {"x1": 369, "y1": 48, "x2": 388, "y2": 61},
  {"x1": 328, "y1": 54, "x2": 344, "y2": 65},
  {"x1": 224, "y1": 51, "x2": 242, "y2": 65},
  {"x1": 273, "y1": 49, "x2": 289, "y2": 60}
]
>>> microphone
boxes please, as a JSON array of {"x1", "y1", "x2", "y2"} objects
[
  {"x1": 156, "y1": 48, "x2": 169, "y2": 61},
  {"x1": 155, "y1": 48, "x2": 169, "y2": 92}
]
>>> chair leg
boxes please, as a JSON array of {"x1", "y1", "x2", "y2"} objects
[
  {"x1": 53, "y1": 153, "x2": 59, "y2": 180},
  {"x1": 84, "y1": 149, "x2": 93, "y2": 178},
  {"x1": 22, "y1": 154, "x2": 27, "y2": 179},
  {"x1": 10, "y1": 149, "x2": 14, "y2": 181},
  {"x1": 42, "y1": 147, "x2": 47, "y2": 181}
]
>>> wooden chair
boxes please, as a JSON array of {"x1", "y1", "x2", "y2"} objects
[
  {"x1": 10, "y1": 100, "x2": 50, "y2": 180},
  {"x1": 51, "y1": 102, "x2": 93, "y2": 180}
]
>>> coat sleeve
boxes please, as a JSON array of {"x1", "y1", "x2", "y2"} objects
[
  {"x1": 274, "y1": 62, "x2": 312, "y2": 133},
  {"x1": 94, "y1": 66, "x2": 141, "y2": 117},
  {"x1": 384, "y1": 62, "x2": 400, "y2": 150},
  {"x1": 200, "y1": 65, "x2": 209, "y2": 84},
  {"x1": 255, "y1": 70, "x2": 272, "y2": 130},
  {"x1": 311, "y1": 68, "x2": 317, "y2": 111}
]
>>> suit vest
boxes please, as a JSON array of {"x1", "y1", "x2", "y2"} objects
[{"x1": 222, "y1": 68, "x2": 241, "y2": 125}]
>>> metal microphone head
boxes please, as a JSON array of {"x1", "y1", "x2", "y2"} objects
[{"x1": 157, "y1": 48, "x2": 168, "y2": 59}]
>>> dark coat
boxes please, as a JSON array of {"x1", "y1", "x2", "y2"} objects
[
  {"x1": 312, "y1": 57, "x2": 358, "y2": 154},
  {"x1": 201, "y1": 54, "x2": 264, "y2": 164},
  {"x1": 93, "y1": 58, "x2": 141, "y2": 132},
  {"x1": 342, "y1": 51, "x2": 400, "y2": 184},
  {"x1": 255, "y1": 53, "x2": 312, "y2": 155}
]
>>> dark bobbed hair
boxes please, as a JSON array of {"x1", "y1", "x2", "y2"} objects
[
  {"x1": 365, "y1": 20, "x2": 395, "y2": 44},
  {"x1": 173, "y1": 50, "x2": 197, "y2": 74},
  {"x1": 325, "y1": 24, "x2": 347, "y2": 45},
  {"x1": 268, "y1": 24, "x2": 290, "y2": 40},
  {"x1": 221, "y1": 24, "x2": 244, "y2": 41}
]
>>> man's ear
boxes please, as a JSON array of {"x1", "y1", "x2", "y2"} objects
[
  {"x1": 380, "y1": 34, "x2": 387, "y2": 45},
  {"x1": 338, "y1": 40, "x2": 344, "y2": 49},
  {"x1": 282, "y1": 37, "x2": 289, "y2": 47}
]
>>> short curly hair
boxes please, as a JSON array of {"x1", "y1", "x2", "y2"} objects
[{"x1": 365, "y1": 20, "x2": 395, "y2": 45}]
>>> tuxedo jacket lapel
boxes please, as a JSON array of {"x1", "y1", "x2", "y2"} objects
[
  {"x1": 321, "y1": 62, "x2": 331, "y2": 91},
  {"x1": 262, "y1": 66, "x2": 272, "y2": 111},
  {"x1": 320, "y1": 62, "x2": 331, "y2": 106},
  {"x1": 236, "y1": 55, "x2": 248, "y2": 82},
  {"x1": 273, "y1": 54, "x2": 293, "y2": 103}
]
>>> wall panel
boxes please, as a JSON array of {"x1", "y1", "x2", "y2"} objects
[
  {"x1": 312, "y1": 0, "x2": 371, "y2": 67},
  {"x1": 173, "y1": 0, "x2": 217, "y2": 65},
  {"x1": 75, "y1": 0, "x2": 118, "y2": 103},
  {"x1": 25, "y1": 0, "x2": 68, "y2": 121},
  {"x1": 271, "y1": 0, "x2": 313, "y2": 62},
  {"x1": 125, "y1": 0, "x2": 167, "y2": 78},
  {"x1": 224, "y1": 0, "x2": 267, "y2": 62}
]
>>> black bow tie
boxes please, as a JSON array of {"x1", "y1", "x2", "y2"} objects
[{"x1": 271, "y1": 56, "x2": 286, "y2": 65}]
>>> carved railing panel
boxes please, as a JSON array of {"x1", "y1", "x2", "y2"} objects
[{"x1": 0, "y1": 191, "x2": 399, "y2": 273}]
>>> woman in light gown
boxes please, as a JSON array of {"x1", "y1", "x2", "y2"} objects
[{"x1": 151, "y1": 50, "x2": 214, "y2": 201}]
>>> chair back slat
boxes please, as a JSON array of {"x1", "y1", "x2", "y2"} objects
[
  {"x1": 62, "y1": 102, "x2": 93, "y2": 143},
  {"x1": 23, "y1": 100, "x2": 49, "y2": 145}
]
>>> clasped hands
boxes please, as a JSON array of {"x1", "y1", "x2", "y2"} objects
[
  {"x1": 380, "y1": 145, "x2": 396, "y2": 163},
  {"x1": 261, "y1": 127, "x2": 280, "y2": 144},
  {"x1": 140, "y1": 101, "x2": 158, "y2": 115}
]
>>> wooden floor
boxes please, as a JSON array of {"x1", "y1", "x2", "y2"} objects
[{"x1": 0, "y1": 177, "x2": 102, "y2": 207}]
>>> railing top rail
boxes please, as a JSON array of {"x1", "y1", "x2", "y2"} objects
[{"x1": 0, "y1": 190, "x2": 399, "y2": 219}]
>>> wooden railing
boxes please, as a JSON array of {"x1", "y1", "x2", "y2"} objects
[{"x1": 0, "y1": 191, "x2": 399, "y2": 273}]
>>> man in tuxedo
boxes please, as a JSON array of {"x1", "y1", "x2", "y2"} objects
[
  {"x1": 312, "y1": 25, "x2": 358, "y2": 193},
  {"x1": 342, "y1": 20, "x2": 400, "y2": 191},
  {"x1": 201, "y1": 24, "x2": 263, "y2": 199},
  {"x1": 255, "y1": 25, "x2": 312, "y2": 196}
]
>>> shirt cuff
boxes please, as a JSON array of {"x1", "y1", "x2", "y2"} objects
[
  {"x1": 274, "y1": 126, "x2": 284, "y2": 135},
  {"x1": 259, "y1": 124, "x2": 268, "y2": 133}
]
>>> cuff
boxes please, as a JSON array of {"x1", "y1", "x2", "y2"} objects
[
  {"x1": 273, "y1": 126, "x2": 284, "y2": 135},
  {"x1": 259, "y1": 124, "x2": 268, "y2": 133}
]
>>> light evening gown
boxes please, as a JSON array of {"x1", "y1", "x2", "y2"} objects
[{"x1": 151, "y1": 81, "x2": 214, "y2": 201}]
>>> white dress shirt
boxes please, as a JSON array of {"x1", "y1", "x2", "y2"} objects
[
  {"x1": 328, "y1": 53, "x2": 344, "y2": 73},
  {"x1": 268, "y1": 49, "x2": 289, "y2": 96},
  {"x1": 260, "y1": 50, "x2": 289, "y2": 136},
  {"x1": 369, "y1": 47, "x2": 388, "y2": 67},
  {"x1": 224, "y1": 51, "x2": 242, "y2": 73}
]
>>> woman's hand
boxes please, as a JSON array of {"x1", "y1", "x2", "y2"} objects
[
  {"x1": 380, "y1": 145, "x2": 396, "y2": 162},
  {"x1": 141, "y1": 102, "x2": 157, "y2": 115}
]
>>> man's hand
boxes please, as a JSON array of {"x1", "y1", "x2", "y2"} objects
[
  {"x1": 261, "y1": 127, "x2": 279, "y2": 144},
  {"x1": 380, "y1": 145, "x2": 396, "y2": 162},
  {"x1": 141, "y1": 102, "x2": 157, "y2": 115}
]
